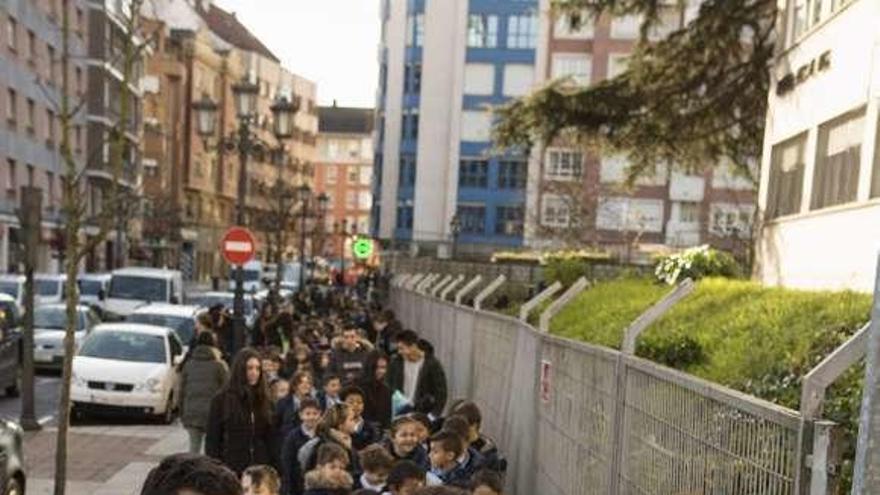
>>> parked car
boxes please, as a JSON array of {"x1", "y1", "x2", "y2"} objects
[
  {"x1": 33, "y1": 304, "x2": 101, "y2": 370},
  {"x1": 0, "y1": 418, "x2": 25, "y2": 495},
  {"x1": 71, "y1": 323, "x2": 184, "y2": 423},
  {"x1": 127, "y1": 304, "x2": 200, "y2": 348},
  {"x1": 34, "y1": 274, "x2": 66, "y2": 305},
  {"x1": 0, "y1": 276, "x2": 24, "y2": 310},
  {"x1": 0, "y1": 296, "x2": 20, "y2": 398},
  {"x1": 186, "y1": 291, "x2": 257, "y2": 328},
  {"x1": 77, "y1": 273, "x2": 111, "y2": 305},
  {"x1": 103, "y1": 268, "x2": 184, "y2": 317}
]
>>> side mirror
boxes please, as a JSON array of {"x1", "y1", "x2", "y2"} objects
[
  {"x1": 170, "y1": 296, "x2": 179, "y2": 305},
  {"x1": 97, "y1": 289, "x2": 106, "y2": 301}
]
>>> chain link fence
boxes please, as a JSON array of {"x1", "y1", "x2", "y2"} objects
[{"x1": 391, "y1": 283, "x2": 815, "y2": 495}]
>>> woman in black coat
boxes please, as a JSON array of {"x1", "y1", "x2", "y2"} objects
[
  {"x1": 206, "y1": 347, "x2": 278, "y2": 475},
  {"x1": 357, "y1": 350, "x2": 392, "y2": 430}
]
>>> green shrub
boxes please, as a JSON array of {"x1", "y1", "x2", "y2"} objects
[
  {"x1": 654, "y1": 245, "x2": 741, "y2": 285},
  {"x1": 544, "y1": 257, "x2": 590, "y2": 287},
  {"x1": 636, "y1": 334, "x2": 707, "y2": 369}
]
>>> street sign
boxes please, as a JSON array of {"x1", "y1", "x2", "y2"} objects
[
  {"x1": 352, "y1": 237, "x2": 374, "y2": 260},
  {"x1": 221, "y1": 227, "x2": 257, "y2": 266}
]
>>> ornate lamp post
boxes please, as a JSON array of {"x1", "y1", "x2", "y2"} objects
[{"x1": 192, "y1": 81, "x2": 297, "y2": 352}]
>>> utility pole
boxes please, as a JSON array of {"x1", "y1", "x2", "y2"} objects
[{"x1": 18, "y1": 186, "x2": 41, "y2": 431}]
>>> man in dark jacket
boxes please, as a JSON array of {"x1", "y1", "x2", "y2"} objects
[
  {"x1": 329, "y1": 326, "x2": 370, "y2": 384},
  {"x1": 387, "y1": 329, "x2": 447, "y2": 418},
  {"x1": 180, "y1": 332, "x2": 229, "y2": 454}
]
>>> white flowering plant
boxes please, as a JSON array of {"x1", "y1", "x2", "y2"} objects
[{"x1": 654, "y1": 245, "x2": 740, "y2": 285}]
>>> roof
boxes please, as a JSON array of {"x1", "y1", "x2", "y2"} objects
[
  {"x1": 0, "y1": 275, "x2": 24, "y2": 282},
  {"x1": 319, "y1": 105, "x2": 375, "y2": 134},
  {"x1": 131, "y1": 304, "x2": 201, "y2": 317},
  {"x1": 78, "y1": 273, "x2": 111, "y2": 281},
  {"x1": 35, "y1": 274, "x2": 66, "y2": 281},
  {"x1": 111, "y1": 267, "x2": 181, "y2": 279},
  {"x1": 198, "y1": 4, "x2": 280, "y2": 63},
  {"x1": 92, "y1": 323, "x2": 174, "y2": 337}
]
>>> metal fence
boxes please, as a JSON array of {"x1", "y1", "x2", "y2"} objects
[{"x1": 390, "y1": 281, "x2": 818, "y2": 495}]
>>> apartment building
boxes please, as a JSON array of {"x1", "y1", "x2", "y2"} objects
[
  {"x1": 0, "y1": 0, "x2": 88, "y2": 273},
  {"x1": 756, "y1": 0, "x2": 879, "y2": 291},
  {"x1": 527, "y1": 0, "x2": 756, "y2": 260},
  {"x1": 315, "y1": 104, "x2": 374, "y2": 263},
  {"x1": 373, "y1": 0, "x2": 538, "y2": 257}
]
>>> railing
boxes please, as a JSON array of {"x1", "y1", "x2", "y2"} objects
[{"x1": 390, "y1": 276, "x2": 834, "y2": 495}]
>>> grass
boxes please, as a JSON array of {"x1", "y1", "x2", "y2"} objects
[{"x1": 551, "y1": 277, "x2": 871, "y2": 391}]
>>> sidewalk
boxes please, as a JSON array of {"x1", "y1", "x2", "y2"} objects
[{"x1": 23, "y1": 422, "x2": 188, "y2": 495}]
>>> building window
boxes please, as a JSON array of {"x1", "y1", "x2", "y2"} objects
[
  {"x1": 346, "y1": 191, "x2": 358, "y2": 209},
  {"x1": 76, "y1": 8, "x2": 85, "y2": 37},
  {"x1": 326, "y1": 165, "x2": 338, "y2": 185},
  {"x1": 502, "y1": 64, "x2": 534, "y2": 97},
  {"x1": 457, "y1": 205, "x2": 486, "y2": 234},
  {"x1": 6, "y1": 88, "x2": 16, "y2": 125},
  {"x1": 144, "y1": 159, "x2": 158, "y2": 177},
  {"x1": 47, "y1": 171, "x2": 55, "y2": 207},
  {"x1": 399, "y1": 154, "x2": 416, "y2": 187},
  {"x1": 545, "y1": 149, "x2": 584, "y2": 180},
  {"x1": 554, "y1": 11, "x2": 594, "y2": 39},
  {"x1": 74, "y1": 125, "x2": 82, "y2": 153},
  {"x1": 551, "y1": 53, "x2": 592, "y2": 86},
  {"x1": 464, "y1": 63, "x2": 495, "y2": 96},
  {"x1": 406, "y1": 14, "x2": 424, "y2": 47},
  {"x1": 597, "y1": 197, "x2": 665, "y2": 233},
  {"x1": 26, "y1": 30, "x2": 35, "y2": 63},
  {"x1": 25, "y1": 98, "x2": 35, "y2": 133},
  {"x1": 396, "y1": 205, "x2": 413, "y2": 229},
  {"x1": 467, "y1": 14, "x2": 498, "y2": 48},
  {"x1": 607, "y1": 54, "x2": 629, "y2": 79},
  {"x1": 75, "y1": 66, "x2": 83, "y2": 95},
  {"x1": 765, "y1": 133, "x2": 807, "y2": 220},
  {"x1": 47, "y1": 45, "x2": 56, "y2": 84},
  {"x1": 6, "y1": 159, "x2": 16, "y2": 195},
  {"x1": 498, "y1": 160, "x2": 526, "y2": 189},
  {"x1": 507, "y1": 14, "x2": 537, "y2": 49},
  {"x1": 460, "y1": 110, "x2": 492, "y2": 142},
  {"x1": 710, "y1": 203, "x2": 754, "y2": 237},
  {"x1": 348, "y1": 166, "x2": 359, "y2": 183},
  {"x1": 811, "y1": 108, "x2": 864, "y2": 210},
  {"x1": 7, "y1": 16, "x2": 16, "y2": 52},
  {"x1": 541, "y1": 194, "x2": 570, "y2": 228},
  {"x1": 412, "y1": 64, "x2": 421, "y2": 93},
  {"x1": 495, "y1": 205, "x2": 524, "y2": 236},
  {"x1": 459, "y1": 159, "x2": 489, "y2": 188},
  {"x1": 611, "y1": 14, "x2": 641, "y2": 39},
  {"x1": 792, "y1": 0, "x2": 851, "y2": 41},
  {"x1": 675, "y1": 201, "x2": 701, "y2": 224},
  {"x1": 26, "y1": 164, "x2": 33, "y2": 186},
  {"x1": 46, "y1": 109, "x2": 55, "y2": 144}
]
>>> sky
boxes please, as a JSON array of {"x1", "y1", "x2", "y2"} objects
[{"x1": 213, "y1": 0, "x2": 380, "y2": 108}]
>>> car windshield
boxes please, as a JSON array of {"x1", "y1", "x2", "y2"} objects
[
  {"x1": 79, "y1": 331, "x2": 166, "y2": 363},
  {"x1": 108, "y1": 275, "x2": 167, "y2": 302},
  {"x1": 36, "y1": 280, "x2": 60, "y2": 296},
  {"x1": 78, "y1": 280, "x2": 104, "y2": 296},
  {"x1": 0, "y1": 282, "x2": 19, "y2": 299},
  {"x1": 34, "y1": 307, "x2": 83, "y2": 331},
  {"x1": 127, "y1": 314, "x2": 195, "y2": 344}
]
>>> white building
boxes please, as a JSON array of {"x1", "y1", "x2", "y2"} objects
[{"x1": 756, "y1": 0, "x2": 880, "y2": 291}]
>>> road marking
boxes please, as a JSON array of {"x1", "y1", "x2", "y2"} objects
[{"x1": 38, "y1": 415, "x2": 54, "y2": 425}]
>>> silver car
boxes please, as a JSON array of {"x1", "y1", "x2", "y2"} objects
[{"x1": 33, "y1": 304, "x2": 101, "y2": 370}]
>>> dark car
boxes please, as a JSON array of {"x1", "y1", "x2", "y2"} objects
[
  {"x1": 0, "y1": 418, "x2": 25, "y2": 494},
  {"x1": 0, "y1": 298, "x2": 21, "y2": 398}
]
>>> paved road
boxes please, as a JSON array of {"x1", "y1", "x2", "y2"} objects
[{"x1": 0, "y1": 371, "x2": 62, "y2": 427}]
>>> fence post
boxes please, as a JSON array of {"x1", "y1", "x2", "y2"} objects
[
  {"x1": 419, "y1": 274, "x2": 439, "y2": 294},
  {"x1": 801, "y1": 322, "x2": 870, "y2": 420},
  {"x1": 474, "y1": 275, "x2": 506, "y2": 311},
  {"x1": 430, "y1": 275, "x2": 454, "y2": 297},
  {"x1": 404, "y1": 273, "x2": 423, "y2": 290},
  {"x1": 455, "y1": 275, "x2": 483, "y2": 305},
  {"x1": 621, "y1": 278, "x2": 695, "y2": 355},
  {"x1": 441, "y1": 275, "x2": 465, "y2": 301},
  {"x1": 538, "y1": 277, "x2": 589, "y2": 333},
  {"x1": 519, "y1": 281, "x2": 562, "y2": 322},
  {"x1": 808, "y1": 421, "x2": 844, "y2": 495}
]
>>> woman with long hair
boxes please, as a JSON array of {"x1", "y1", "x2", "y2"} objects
[
  {"x1": 357, "y1": 350, "x2": 392, "y2": 429},
  {"x1": 205, "y1": 347, "x2": 278, "y2": 475}
]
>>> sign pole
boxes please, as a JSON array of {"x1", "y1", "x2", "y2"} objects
[{"x1": 221, "y1": 227, "x2": 257, "y2": 356}]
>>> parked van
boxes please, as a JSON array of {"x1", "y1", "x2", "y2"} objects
[
  {"x1": 35, "y1": 274, "x2": 66, "y2": 305},
  {"x1": 228, "y1": 260, "x2": 263, "y2": 293},
  {"x1": 104, "y1": 268, "x2": 184, "y2": 317},
  {"x1": 77, "y1": 273, "x2": 111, "y2": 304}
]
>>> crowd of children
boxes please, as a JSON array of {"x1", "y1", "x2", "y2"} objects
[{"x1": 167, "y1": 284, "x2": 507, "y2": 495}]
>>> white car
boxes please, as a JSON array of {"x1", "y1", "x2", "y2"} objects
[
  {"x1": 77, "y1": 273, "x2": 111, "y2": 305},
  {"x1": 71, "y1": 323, "x2": 184, "y2": 423},
  {"x1": 127, "y1": 304, "x2": 200, "y2": 347},
  {"x1": 33, "y1": 304, "x2": 101, "y2": 370},
  {"x1": 0, "y1": 276, "x2": 24, "y2": 309},
  {"x1": 35, "y1": 274, "x2": 66, "y2": 305}
]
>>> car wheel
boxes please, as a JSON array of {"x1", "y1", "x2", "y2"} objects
[
  {"x1": 4, "y1": 476, "x2": 22, "y2": 495},
  {"x1": 71, "y1": 403, "x2": 85, "y2": 424}
]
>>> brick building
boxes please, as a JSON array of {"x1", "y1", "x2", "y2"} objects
[
  {"x1": 527, "y1": 1, "x2": 756, "y2": 261},
  {"x1": 314, "y1": 104, "x2": 374, "y2": 264}
]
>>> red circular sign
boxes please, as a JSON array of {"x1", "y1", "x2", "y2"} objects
[{"x1": 221, "y1": 227, "x2": 257, "y2": 266}]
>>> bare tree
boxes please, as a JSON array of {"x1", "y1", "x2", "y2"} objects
[{"x1": 54, "y1": 1, "x2": 151, "y2": 492}]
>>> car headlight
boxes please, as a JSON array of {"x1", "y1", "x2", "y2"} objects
[
  {"x1": 135, "y1": 378, "x2": 161, "y2": 393},
  {"x1": 71, "y1": 372, "x2": 87, "y2": 387}
]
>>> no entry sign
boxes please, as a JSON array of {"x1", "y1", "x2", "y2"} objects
[{"x1": 221, "y1": 227, "x2": 256, "y2": 266}]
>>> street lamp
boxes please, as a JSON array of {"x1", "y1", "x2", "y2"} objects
[
  {"x1": 192, "y1": 80, "x2": 298, "y2": 354},
  {"x1": 450, "y1": 214, "x2": 462, "y2": 260}
]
